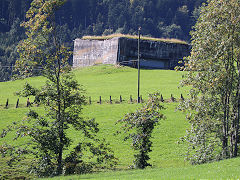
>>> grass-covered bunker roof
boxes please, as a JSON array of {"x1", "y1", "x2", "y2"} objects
[{"x1": 81, "y1": 34, "x2": 188, "y2": 45}]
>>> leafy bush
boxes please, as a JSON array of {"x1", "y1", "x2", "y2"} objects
[{"x1": 116, "y1": 92, "x2": 165, "y2": 169}]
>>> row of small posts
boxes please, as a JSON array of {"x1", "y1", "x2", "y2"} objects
[
  {"x1": 3, "y1": 94, "x2": 185, "y2": 108},
  {"x1": 4, "y1": 98, "x2": 31, "y2": 109},
  {"x1": 89, "y1": 95, "x2": 144, "y2": 105},
  {"x1": 88, "y1": 94, "x2": 184, "y2": 105}
]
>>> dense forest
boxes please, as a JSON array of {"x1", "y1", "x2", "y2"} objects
[{"x1": 0, "y1": 0, "x2": 206, "y2": 81}]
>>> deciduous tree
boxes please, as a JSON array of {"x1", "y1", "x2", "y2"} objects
[
  {"x1": 0, "y1": 0, "x2": 117, "y2": 177},
  {"x1": 116, "y1": 93, "x2": 165, "y2": 169},
  {"x1": 179, "y1": 0, "x2": 240, "y2": 164}
]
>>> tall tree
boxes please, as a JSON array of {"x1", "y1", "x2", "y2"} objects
[
  {"x1": 1, "y1": 0, "x2": 116, "y2": 177},
  {"x1": 179, "y1": 0, "x2": 240, "y2": 164}
]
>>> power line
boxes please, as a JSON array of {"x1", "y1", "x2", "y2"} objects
[
  {"x1": 1, "y1": 66, "x2": 15, "y2": 67},
  {"x1": 0, "y1": 65, "x2": 45, "y2": 71},
  {"x1": 0, "y1": 65, "x2": 43, "y2": 68}
]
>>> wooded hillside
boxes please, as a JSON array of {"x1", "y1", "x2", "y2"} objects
[{"x1": 0, "y1": 0, "x2": 206, "y2": 81}]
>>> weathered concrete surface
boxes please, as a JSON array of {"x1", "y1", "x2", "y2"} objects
[
  {"x1": 73, "y1": 38, "x2": 119, "y2": 68},
  {"x1": 73, "y1": 37, "x2": 190, "y2": 69}
]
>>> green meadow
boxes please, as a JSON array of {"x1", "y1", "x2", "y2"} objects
[{"x1": 1, "y1": 65, "x2": 240, "y2": 179}]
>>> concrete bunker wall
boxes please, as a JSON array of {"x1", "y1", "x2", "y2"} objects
[
  {"x1": 73, "y1": 37, "x2": 119, "y2": 68},
  {"x1": 73, "y1": 37, "x2": 190, "y2": 69},
  {"x1": 118, "y1": 38, "x2": 190, "y2": 69}
]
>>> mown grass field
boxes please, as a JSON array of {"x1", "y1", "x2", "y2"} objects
[
  {"x1": 48, "y1": 157, "x2": 240, "y2": 179},
  {"x1": 1, "y1": 65, "x2": 240, "y2": 179}
]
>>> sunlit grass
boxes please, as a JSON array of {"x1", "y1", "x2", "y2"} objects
[
  {"x1": 4, "y1": 65, "x2": 237, "y2": 179},
  {"x1": 46, "y1": 157, "x2": 240, "y2": 179}
]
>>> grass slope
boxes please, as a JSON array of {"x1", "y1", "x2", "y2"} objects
[
  {"x1": 1, "y1": 65, "x2": 238, "y2": 179},
  {"x1": 0, "y1": 65, "x2": 188, "y2": 107},
  {"x1": 73, "y1": 65, "x2": 188, "y2": 102},
  {"x1": 48, "y1": 157, "x2": 240, "y2": 179}
]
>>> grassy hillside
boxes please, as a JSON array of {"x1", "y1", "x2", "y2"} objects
[
  {"x1": 0, "y1": 65, "x2": 188, "y2": 107},
  {"x1": 74, "y1": 65, "x2": 188, "y2": 102},
  {"x1": 48, "y1": 157, "x2": 240, "y2": 179},
  {"x1": 1, "y1": 65, "x2": 238, "y2": 179}
]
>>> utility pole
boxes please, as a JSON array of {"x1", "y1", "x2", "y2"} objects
[{"x1": 137, "y1": 27, "x2": 141, "y2": 103}]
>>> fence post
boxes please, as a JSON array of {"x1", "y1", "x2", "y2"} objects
[
  {"x1": 120, "y1": 95, "x2": 122, "y2": 103},
  {"x1": 110, "y1": 96, "x2": 112, "y2": 104},
  {"x1": 171, "y1": 94, "x2": 175, "y2": 102},
  {"x1": 99, "y1": 96, "x2": 102, "y2": 104},
  {"x1": 140, "y1": 95, "x2": 143, "y2": 103},
  {"x1": 16, "y1": 98, "x2": 19, "y2": 108},
  {"x1": 180, "y1": 94, "x2": 184, "y2": 101},
  {"x1": 160, "y1": 94, "x2": 164, "y2": 102},
  {"x1": 5, "y1": 99, "x2": 9, "y2": 108},
  {"x1": 89, "y1": 96, "x2": 91, "y2": 105},
  {"x1": 130, "y1": 95, "x2": 133, "y2": 103},
  {"x1": 27, "y1": 98, "x2": 31, "y2": 107}
]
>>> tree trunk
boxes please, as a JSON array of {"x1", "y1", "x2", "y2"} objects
[
  {"x1": 233, "y1": 66, "x2": 240, "y2": 157},
  {"x1": 222, "y1": 85, "x2": 230, "y2": 158},
  {"x1": 56, "y1": 65, "x2": 63, "y2": 175}
]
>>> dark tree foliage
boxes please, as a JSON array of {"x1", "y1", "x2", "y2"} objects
[
  {"x1": 0, "y1": 18, "x2": 25, "y2": 81},
  {"x1": 0, "y1": 0, "x2": 206, "y2": 81},
  {"x1": 0, "y1": 0, "x2": 207, "y2": 38}
]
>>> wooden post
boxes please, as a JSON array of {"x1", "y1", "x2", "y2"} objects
[
  {"x1": 27, "y1": 98, "x2": 31, "y2": 107},
  {"x1": 130, "y1": 95, "x2": 133, "y2": 103},
  {"x1": 171, "y1": 94, "x2": 175, "y2": 102},
  {"x1": 160, "y1": 94, "x2": 164, "y2": 102},
  {"x1": 16, "y1": 98, "x2": 19, "y2": 108},
  {"x1": 110, "y1": 96, "x2": 112, "y2": 104},
  {"x1": 120, "y1": 95, "x2": 122, "y2": 103},
  {"x1": 89, "y1": 96, "x2": 91, "y2": 105},
  {"x1": 137, "y1": 27, "x2": 141, "y2": 103},
  {"x1": 5, "y1": 99, "x2": 9, "y2": 108},
  {"x1": 181, "y1": 94, "x2": 184, "y2": 101},
  {"x1": 99, "y1": 96, "x2": 102, "y2": 104}
]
